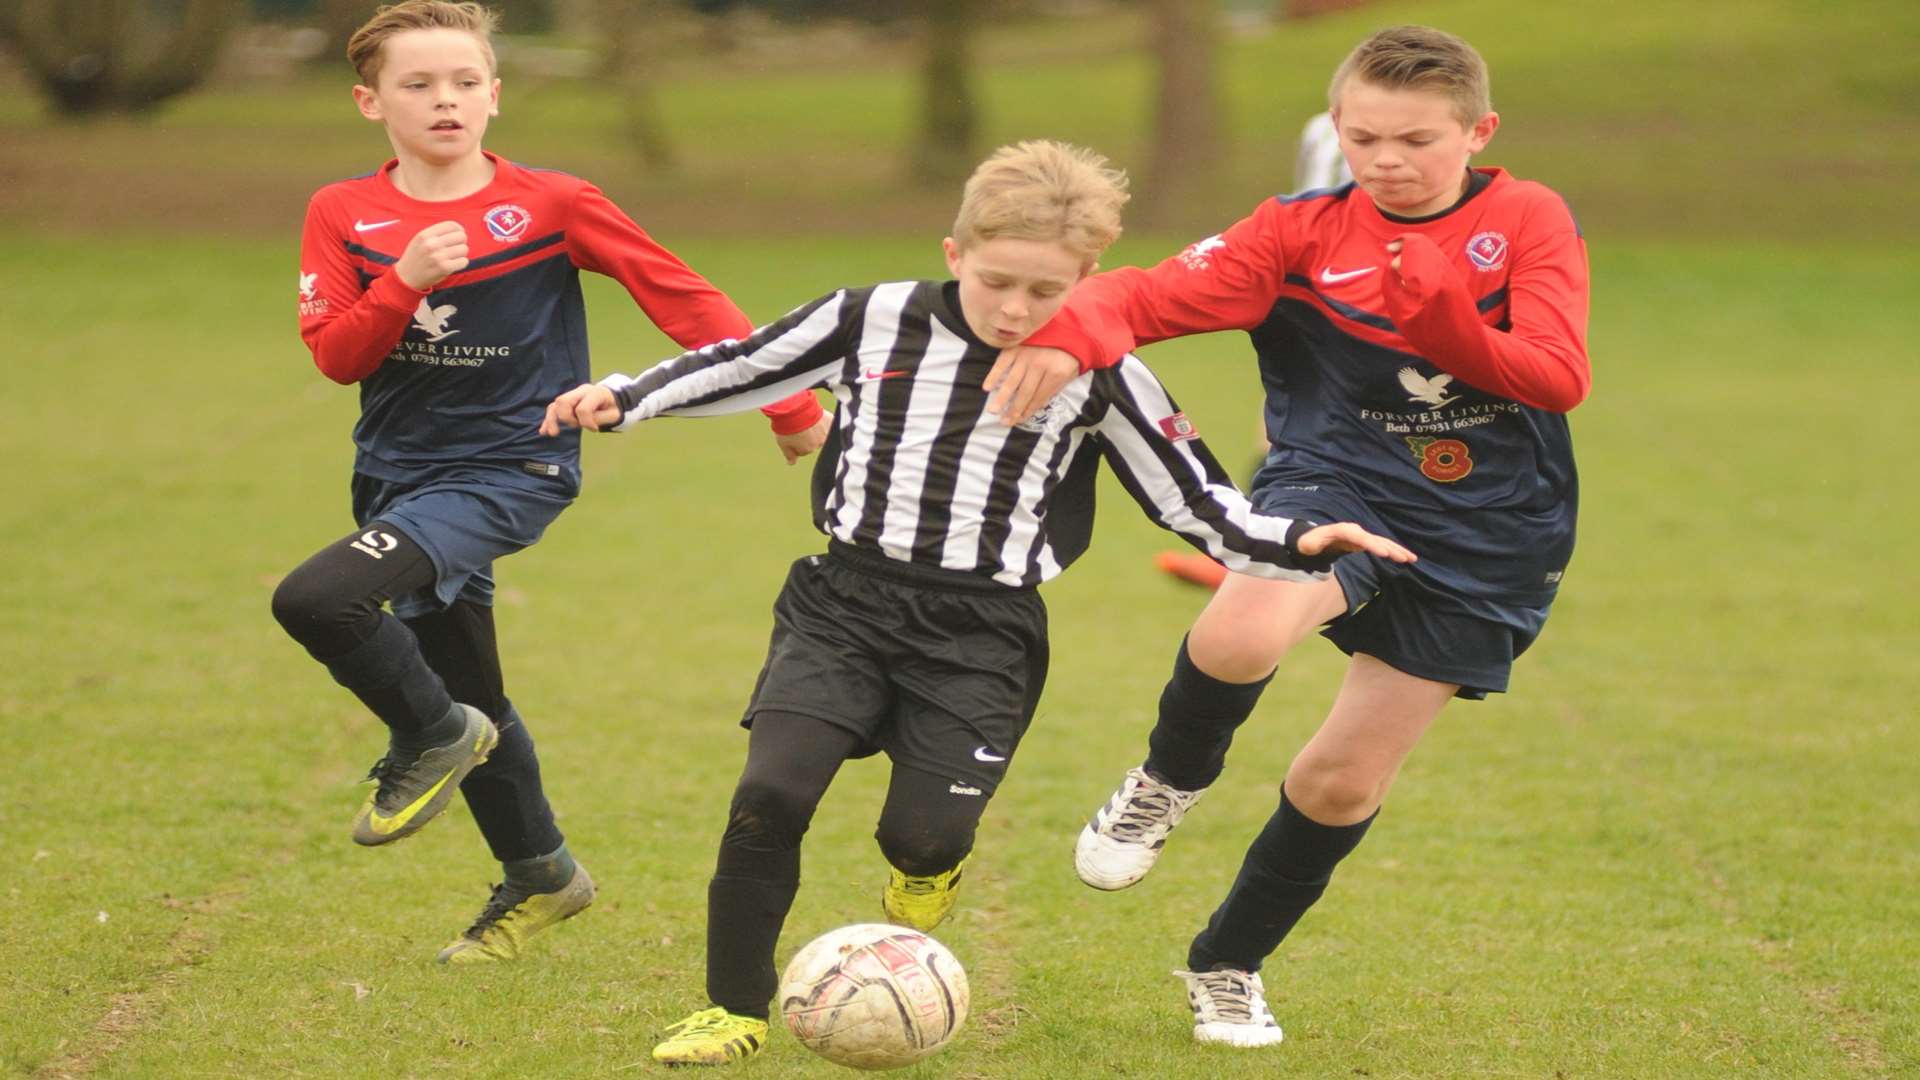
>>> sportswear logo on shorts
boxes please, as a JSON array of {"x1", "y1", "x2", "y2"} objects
[
  {"x1": 972, "y1": 746, "x2": 1007, "y2": 763},
  {"x1": 484, "y1": 203, "x2": 532, "y2": 242},
  {"x1": 412, "y1": 298, "x2": 459, "y2": 342},
  {"x1": 354, "y1": 219, "x2": 399, "y2": 233},
  {"x1": 350, "y1": 530, "x2": 400, "y2": 560},
  {"x1": 949, "y1": 783, "x2": 983, "y2": 796},
  {"x1": 1318, "y1": 266, "x2": 1376, "y2": 284},
  {"x1": 1466, "y1": 231, "x2": 1509, "y2": 272}
]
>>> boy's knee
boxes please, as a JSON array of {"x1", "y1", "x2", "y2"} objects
[
  {"x1": 723, "y1": 776, "x2": 818, "y2": 853},
  {"x1": 271, "y1": 566, "x2": 339, "y2": 641},
  {"x1": 875, "y1": 820, "x2": 972, "y2": 877}
]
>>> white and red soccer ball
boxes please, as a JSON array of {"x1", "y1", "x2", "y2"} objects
[{"x1": 779, "y1": 923, "x2": 970, "y2": 1070}]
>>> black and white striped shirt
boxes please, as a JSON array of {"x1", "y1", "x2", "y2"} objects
[{"x1": 602, "y1": 280, "x2": 1328, "y2": 589}]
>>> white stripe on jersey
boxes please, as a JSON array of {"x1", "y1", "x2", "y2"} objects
[
  {"x1": 875, "y1": 317, "x2": 971, "y2": 561},
  {"x1": 828, "y1": 282, "x2": 915, "y2": 540},
  {"x1": 993, "y1": 380, "x2": 1097, "y2": 586}
]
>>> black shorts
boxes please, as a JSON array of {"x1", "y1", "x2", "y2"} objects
[{"x1": 742, "y1": 543, "x2": 1050, "y2": 793}]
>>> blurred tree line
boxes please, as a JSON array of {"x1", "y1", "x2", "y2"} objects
[{"x1": 0, "y1": 0, "x2": 1365, "y2": 218}]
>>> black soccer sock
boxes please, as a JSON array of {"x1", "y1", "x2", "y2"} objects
[
  {"x1": 1143, "y1": 636, "x2": 1275, "y2": 791},
  {"x1": 460, "y1": 707, "x2": 564, "y2": 863},
  {"x1": 1186, "y1": 785, "x2": 1376, "y2": 973},
  {"x1": 320, "y1": 614, "x2": 460, "y2": 747},
  {"x1": 707, "y1": 842, "x2": 801, "y2": 1020}
]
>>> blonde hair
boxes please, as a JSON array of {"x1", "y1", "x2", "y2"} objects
[
  {"x1": 348, "y1": 1, "x2": 500, "y2": 87},
  {"x1": 951, "y1": 140, "x2": 1130, "y2": 265},
  {"x1": 1328, "y1": 25, "x2": 1490, "y2": 128}
]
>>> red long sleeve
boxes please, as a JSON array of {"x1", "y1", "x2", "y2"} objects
[
  {"x1": 566, "y1": 185, "x2": 822, "y2": 434},
  {"x1": 1380, "y1": 224, "x2": 1590, "y2": 413},
  {"x1": 298, "y1": 196, "x2": 426, "y2": 385}
]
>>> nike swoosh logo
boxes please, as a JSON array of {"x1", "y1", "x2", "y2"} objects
[
  {"x1": 364, "y1": 769, "x2": 456, "y2": 835},
  {"x1": 354, "y1": 219, "x2": 400, "y2": 233},
  {"x1": 972, "y1": 747, "x2": 1007, "y2": 763},
  {"x1": 1319, "y1": 266, "x2": 1377, "y2": 284},
  {"x1": 858, "y1": 368, "x2": 909, "y2": 383}
]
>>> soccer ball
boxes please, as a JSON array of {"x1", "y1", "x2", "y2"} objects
[{"x1": 779, "y1": 923, "x2": 970, "y2": 1070}]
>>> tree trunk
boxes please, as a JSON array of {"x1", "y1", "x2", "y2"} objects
[
  {"x1": 3, "y1": 0, "x2": 247, "y2": 116},
  {"x1": 1144, "y1": 0, "x2": 1222, "y2": 228},
  {"x1": 598, "y1": 0, "x2": 675, "y2": 172},
  {"x1": 909, "y1": 0, "x2": 977, "y2": 187}
]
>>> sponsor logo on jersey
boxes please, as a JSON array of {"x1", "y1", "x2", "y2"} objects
[
  {"x1": 1406, "y1": 435, "x2": 1474, "y2": 483},
  {"x1": 1466, "y1": 231, "x2": 1509, "y2": 272},
  {"x1": 299, "y1": 271, "x2": 328, "y2": 316},
  {"x1": 411, "y1": 298, "x2": 460, "y2": 342},
  {"x1": 1177, "y1": 234, "x2": 1227, "y2": 271},
  {"x1": 1396, "y1": 366, "x2": 1458, "y2": 409},
  {"x1": 1157, "y1": 412, "x2": 1199, "y2": 442},
  {"x1": 483, "y1": 203, "x2": 532, "y2": 242}
]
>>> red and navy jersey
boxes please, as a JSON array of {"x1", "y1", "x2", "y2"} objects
[
  {"x1": 297, "y1": 152, "x2": 821, "y2": 482},
  {"x1": 1026, "y1": 167, "x2": 1589, "y2": 602}
]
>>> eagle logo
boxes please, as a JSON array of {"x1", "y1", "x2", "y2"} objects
[
  {"x1": 1177, "y1": 234, "x2": 1227, "y2": 271},
  {"x1": 298, "y1": 272, "x2": 317, "y2": 301},
  {"x1": 1397, "y1": 366, "x2": 1457, "y2": 408},
  {"x1": 412, "y1": 298, "x2": 459, "y2": 342}
]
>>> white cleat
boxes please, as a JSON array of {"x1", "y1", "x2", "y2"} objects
[
  {"x1": 1073, "y1": 766, "x2": 1207, "y2": 890},
  {"x1": 1176, "y1": 968, "x2": 1284, "y2": 1047}
]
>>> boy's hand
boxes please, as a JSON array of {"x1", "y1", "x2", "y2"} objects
[
  {"x1": 541, "y1": 383, "x2": 622, "y2": 436},
  {"x1": 985, "y1": 346, "x2": 1079, "y2": 425},
  {"x1": 1297, "y1": 522, "x2": 1417, "y2": 564},
  {"x1": 395, "y1": 221, "x2": 470, "y2": 291},
  {"x1": 774, "y1": 412, "x2": 832, "y2": 465}
]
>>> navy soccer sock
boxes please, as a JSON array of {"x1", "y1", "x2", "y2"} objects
[
  {"x1": 321, "y1": 614, "x2": 462, "y2": 749},
  {"x1": 1187, "y1": 786, "x2": 1376, "y2": 973},
  {"x1": 1143, "y1": 636, "x2": 1274, "y2": 791},
  {"x1": 459, "y1": 707, "x2": 564, "y2": 864}
]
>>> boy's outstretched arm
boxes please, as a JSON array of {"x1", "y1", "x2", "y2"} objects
[
  {"x1": 1088, "y1": 357, "x2": 1414, "y2": 577},
  {"x1": 542, "y1": 290, "x2": 858, "y2": 438},
  {"x1": 297, "y1": 196, "x2": 432, "y2": 384},
  {"x1": 988, "y1": 197, "x2": 1293, "y2": 423},
  {"x1": 563, "y1": 182, "x2": 826, "y2": 440}
]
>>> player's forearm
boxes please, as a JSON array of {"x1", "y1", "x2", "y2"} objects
[
  {"x1": 303, "y1": 273, "x2": 422, "y2": 384},
  {"x1": 1392, "y1": 285, "x2": 1590, "y2": 412}
]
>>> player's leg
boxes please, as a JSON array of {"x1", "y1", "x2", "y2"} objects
[
  {"x1": 653, "y1": 711, "x2": 862, "y2": 1066},
  {"x1": 1076, "y1": 572, "x2": 1348, "y2": 890},
  {"x1": 400, "y1": 598, "x2": 590, "y2": 963},
  {"x1": 270, "y1": 523, "x2": 497, "y2": 845},
  {"x1": 1175, "y1": 653, "x2": 1454, "y2": 1046},
  {"x1": 875, "y1": 762, "x2": 996, "y2": 932}
]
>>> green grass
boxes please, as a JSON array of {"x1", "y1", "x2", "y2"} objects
[{"x1": 0, "y1": 229, "x2": 1914, "y2": 1077}]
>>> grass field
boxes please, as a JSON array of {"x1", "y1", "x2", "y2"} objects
[
  {"x1": 2, "y1": 233, "x2": 1914, "y2": 1077},
  {"x1": 2, "y1": 0, "x2": 1918, "y2": 1076}
]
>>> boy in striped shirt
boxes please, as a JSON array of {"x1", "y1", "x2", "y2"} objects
[{"x1": 542, "y1": 140, "x2": 1414, "y2": 1066}]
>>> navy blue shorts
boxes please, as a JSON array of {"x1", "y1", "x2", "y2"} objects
[
  {"x1": 1249, "y1": 460, "x2": 1552, "y2": 700},
  {"x1": 351, "y1": 464, "x2": 577, "y2": 619}
]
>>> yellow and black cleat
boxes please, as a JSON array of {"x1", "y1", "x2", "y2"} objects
[
  {"x1": 437, "y1": 863, "x2": 596, "y2": 964},
  {"x1": 350, "y1": 704, "x2": 498, "y2": 846},
  {"x1": 652, "y1": 1006, "x2": 768, "y2": 1066},
  {"x1": 881, "y1": 856, "x2": 968, "y2": 932}
]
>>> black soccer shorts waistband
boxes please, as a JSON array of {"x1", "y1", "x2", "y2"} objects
[{"x1": 825, "y1": 540, "x2": 1035, "y2": 595}]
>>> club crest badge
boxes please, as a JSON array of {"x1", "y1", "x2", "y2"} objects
[
  {"x1": 1157, "y1": 412, "x2": 1200, "y2": 442},
  {"x1": 483, "y1": 203, "x2": 532, "y2": 243},
  {"x1": 1465, "y1": 231, "x2": 1508, "y2": 272}
]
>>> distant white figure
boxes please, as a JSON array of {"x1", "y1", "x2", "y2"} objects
[{"x1": 1294, "y1": 111, "x2": 1352, "y2": 193}]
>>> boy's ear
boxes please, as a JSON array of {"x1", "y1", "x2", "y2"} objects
[
  {"x1": 1467, "y1": 111, "x2": 1499, "y2": 154},
  {"x1": 941, "y1": 237, "x2": 962, "y2": 276},
  {"x1": 353, "y1": 84, "x2": 382, "y2": 122},
  {"x1": 489, "y1": 76, "x2": 501, "y2": 117}
]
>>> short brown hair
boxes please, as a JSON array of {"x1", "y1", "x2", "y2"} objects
[
  {"x1": 348, "y1": 1, "x2": 500, "y2": 87},
  {"x1": 1329, "y1": 25, "x2": 1490, "y2": 127},
  {"x1": 951, "y1": 140, "x2": 1130, "y2": 266}
]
